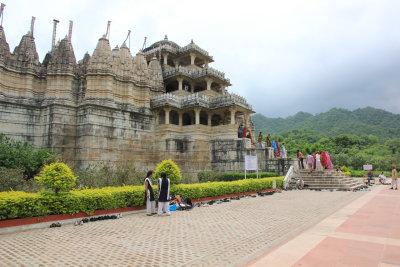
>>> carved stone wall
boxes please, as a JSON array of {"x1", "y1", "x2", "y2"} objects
[{"x1": 0, "y1": 26, "x2": 259, "y2": 177}]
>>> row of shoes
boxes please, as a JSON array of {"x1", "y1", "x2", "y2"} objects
[
  {"x1": 197, "y1": 193, "x2": 272, "y2": 207},
  {"x1": 74, "y1": 214, "x2": 122, "y2": 226},
  {"x1": 49, "y1": 222, "x2": 61, "y2": 228}
]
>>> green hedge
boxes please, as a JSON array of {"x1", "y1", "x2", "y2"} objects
[
  {"x1": 0, "y1": 177, "x2": 283, "y2": 220},
  {"x1": 198, "y1": 171, "x2": 278, "y2": 182}
]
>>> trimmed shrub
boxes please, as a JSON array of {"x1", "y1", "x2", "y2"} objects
[
  {"x1": 0, "y1": 177, "x2": 283, "y2": 220},
  {"x1": 198, "y1": 171, "x2": 278, "y2": 182},
  {"x1": 154, "y1": 160, "x2": 182, "y2": 184},
  {"x1": 35, "y1": 162, "x2": 77, "y2": 193},
  {"x1": 172, "y1": 177, "x2": 283, "y2": 199}
]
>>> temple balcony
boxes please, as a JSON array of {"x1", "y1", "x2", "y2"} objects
[
  {"x1": 150, "y1": 92, "x2": 253, "y2": 111},
  {"x1": 163, "y1": 66, "x2": 230, "y2": 85},
  {"x1": 154, "y1": 123, "x2": 238, "y2": 139}
]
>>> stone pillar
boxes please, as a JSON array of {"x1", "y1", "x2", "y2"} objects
[
  {"x1": 205, "y1": 77, "x2": 213, "y2": 91},
  {"x1": 154, "y1": 111, "x2": 159, "y2": 125},
  {"x1": 162, "y1": 52, "x2": 168, "y2": 65},
  {"x1": 204, "y1": 60, "x2": 209, "y2": 67},
  {"x1": 208, "y1": 113, "x2": 212, "y2": 126},
  {"x1": 190, "y1": 81, "x2": 195, "y2": 93},
  {"x1": 174, "y1": 59, "x2": 179, "y2": 68},
  {"x1": 194, "y1": 107, "x2": 201, "y2": 125},
  {"x1": 178, "y1": 111, "x2": 183, "y2": 126},
  {"x1": 229, "y1": 108, "x2": 236, "y2": 125},
  {"x1": 177, "y1": 77, "x2": 183, "y2": 90},
  {"x1": 190, "y1": 52, "x2": 196, "y2": 65},
  {"x1": 164, "y1": 107, "x2": 171, "y2": 124}
]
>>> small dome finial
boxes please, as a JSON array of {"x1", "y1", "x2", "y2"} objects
[
  {"x1": 164, "y1": 35, "x2": 168, "y2": 40},
  {"x1": 191, "y1": 39, "x2": 194, "y2": 44}
]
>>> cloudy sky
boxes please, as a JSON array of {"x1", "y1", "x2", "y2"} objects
[{"x1": 3, "y1": 0, "x2": 400, "y2": 117}]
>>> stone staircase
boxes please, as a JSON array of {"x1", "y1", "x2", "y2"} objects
[{"x1": 290, "y1": 169, "x2": 366, "y2": 190}]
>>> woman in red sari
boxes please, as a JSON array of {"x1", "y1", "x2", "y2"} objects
[{"x1": 321, "y1": 152, "x2": 327, "y2": 169}]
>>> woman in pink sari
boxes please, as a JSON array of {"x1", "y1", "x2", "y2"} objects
[{"x1": 325, "y1": 152, "x2": 333, "y2": 169}]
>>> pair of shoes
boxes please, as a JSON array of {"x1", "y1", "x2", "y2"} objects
[
  {"x1": 396, "y1": 188, "x2": 398, "y2": 190},
  {"x1": 390, "y1": 187, "x2": 393, "y2": 189},
  {"x1": 146, "y1": 214, "x2": 154, "y2": 216},
  {"x1": 166, "y1": 213, "x2": 171, "y2": 216}
]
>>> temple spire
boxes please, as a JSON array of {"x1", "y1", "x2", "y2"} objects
[
  {"x1": 0, "y1": 3, "x2": 5, "y2": 27},
  {"x1": 142, "y1": 36, "x2": 147, "y2": 50},
  {"x1": 123, "y1": 29, "x2": 131, "y2": 49},
  {"x1": 30, "y1": 16, "x2": 36, "y2": 37},
  {"x1": 52, "y1": 19, "x2": 59, "y2": 49},
  {"x1": 105, "y1": 20, "x2": 111, "y2": 39},
  {"x1": 68, "y1": 20, "x2": 73, "y2": 43}
]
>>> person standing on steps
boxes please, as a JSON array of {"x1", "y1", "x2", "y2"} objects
[
  {"x1": 315, "y1": 152, "x2": 323, "y2": 171},
  {"x1": 258, "y1": 132, "x2": 263, "y2": 148},
  {"x1": 265, "y1": 134, "x2": 272, "y2": 147},
  {"x1": 144, "y1": 171, "x2": 156, "y2": 216},
  {"x1": 158, "y1": 172, "x2": 171, "y2": 216},
  {"x1": 390, "y1": 165, "x2": 398, "y2": 190},
  {"x1": 306, "y1": 153, "x2": 314, "y2": 171},
  {"x1": 297, "y1": 150, "x2": 304, "y2": 169}
]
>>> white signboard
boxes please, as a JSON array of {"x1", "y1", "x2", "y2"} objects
[
  {"x1": 363, "y1": 165, "x2": 373, "y2": 170},
  {"x1": 245, "y1": 155, "x2": 258, "y2": 170}
]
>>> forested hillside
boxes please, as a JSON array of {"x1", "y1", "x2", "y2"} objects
[
  {"x1": 252, "y1": 107, "x2": 400, "y2": 140},
  {"x1": 252, "y1": 107, "x2": 400, "y2": 170}
]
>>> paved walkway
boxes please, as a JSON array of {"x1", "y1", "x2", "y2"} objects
[
  {"x1": 0, "y1": 189, "x2": 364, "y2": 267},
  {"x1": 248, "y1": 184, "x2": 400, "y2": 267}
]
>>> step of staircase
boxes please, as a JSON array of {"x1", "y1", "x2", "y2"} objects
[{"x1": 291, "y1": 169, "x2": 365, "y2": 190}]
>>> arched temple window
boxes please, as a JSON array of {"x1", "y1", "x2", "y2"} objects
[
  {"x1": 170, "y1": 110, "x2": 179, "y2": 125},
  {"x1": 183, "y1": 111, "x2": 195, "y2": 126},
  {"x1": 166, "y1": 81, "x2": 178, "y2": 93},
  {"x1": 211, "y1": 114, "x2": 222, "y2": 126},
  {"x1": 200, "y1": 111, "x2": 208, "y2": 125},
  {"x1": 158, "y1": 110, "x2": 165, "y2": 124}
]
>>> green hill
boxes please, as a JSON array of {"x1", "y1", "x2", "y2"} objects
[{"x1": 252, "y1": 107, "x2": 400, "y2": 140}]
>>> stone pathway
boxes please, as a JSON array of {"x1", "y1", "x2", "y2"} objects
[
  {"x1": 248, "y1": 185, "x2": 400, "y2": 266},
  {"x1": 0, "y1": 190, "x2": 365, "y2": 267}
]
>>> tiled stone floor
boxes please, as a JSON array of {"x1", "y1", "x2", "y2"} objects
[
  {"x1": 0, "y1": 190, "x2": 364, "y2": 267},
  {"x1": 249, "y1": 185, "x2": 400, "y2": 267}
]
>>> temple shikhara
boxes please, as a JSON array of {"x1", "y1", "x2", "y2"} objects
[{"x1": 0, "y1": 14, "x2": 281, "y2": 178}]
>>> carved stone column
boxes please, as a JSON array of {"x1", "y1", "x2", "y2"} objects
[
  {"x1": 162, "y1": 52, "x2": 169, "y2": 65},
  {"x1": 208, "y1": 113, "x2": 212, "y2": 126},
  {"x1": 177, "y1": 77, "x2": 183, "y2": 90},
  {"x1": 190, "y1": 81, "x2": 195, "y2": 93},
  {"x1": 164, "y1": 107, "x2": 171, "y2": 124},
  {"x1": 229, "y1": 107, "x2": 236, "y2": 125},
  {"x1": 178, "y1": 111, "x2": 183, "y2": 126},
  {"x1": 244, "y1": 114, "x2": 248, "y2": 127},
  {"x1": 190, "y1": 52, "x2": 196, "y2": 65},
  {"x1": 205, "y1": 77, "x2": 213, "y2": 91},
  {"x1": 194, "y1": 107, "x2": 201, "y2": 125}
]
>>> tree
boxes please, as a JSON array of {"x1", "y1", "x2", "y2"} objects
[
  {"x1": 0, "y1": 134, "x2": 56, "y2": 179},
  {"x1": 385, "y1": 138, "x2": 400, "y2": 154},
  {"x1": 35, "y1": 162, "x2": 77, "y2": 194},
  {"x1": 154, "y1": 160, "x2": 182, "y2": 184}
]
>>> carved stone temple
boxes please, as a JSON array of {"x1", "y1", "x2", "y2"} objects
[{"x1": 0, "y1": 20, "x2": 278, "y2": 179}]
